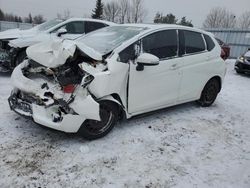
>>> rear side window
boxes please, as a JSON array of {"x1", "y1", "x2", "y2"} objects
[
  {"x1": 65, "y1": 21, "x2": 85, "y2": 34},
  {"x1": 183, "y1": 31, "x2": 205, "y2": 54},
  {"x1": 85, "y1": 22, "x2": 107, "y2": 34},
  {"x1": 204, "y1": 34, "x2": 215, "y2": 51},
  {"x1": 142, "y1": 30, "x2": 178, "y2": 59},
  {"x1": 216, "y1": 38, "x2": 224, "y2": 46}
]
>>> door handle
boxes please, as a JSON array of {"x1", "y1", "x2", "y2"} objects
[{"x1": 170, "y1": 64, "x2": 178, "y2": 70}]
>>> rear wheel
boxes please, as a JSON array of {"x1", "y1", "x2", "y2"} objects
[
  {"x1": 78, "y1": 101, "x2": 119, "y2": 140},
  {"x1": 197, "y1": 78, "x2": 220, "y2": 107}
]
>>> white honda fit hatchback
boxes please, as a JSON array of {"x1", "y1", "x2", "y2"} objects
[{"x1": 9, "y1": 24, "x2": 226, "y2": 139}]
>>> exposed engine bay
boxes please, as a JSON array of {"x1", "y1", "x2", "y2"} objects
[
  {"x1": 9, "y1": 49, "x2": 106, "y2": 125},
  {"x1": 0, "y1": 40, "x2": 14, "y2": 72}
]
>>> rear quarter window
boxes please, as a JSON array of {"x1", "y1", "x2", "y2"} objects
[{"x1": 204, "y1": 34, "x2": 215, "y2": 51}]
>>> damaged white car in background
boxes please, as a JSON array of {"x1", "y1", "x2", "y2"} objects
[
  {"x1": 8, "y1": 24, "x2": 226, "y2": 140},
  {"x1": 0, "y1": 18, "x2": 115, "y2": 72}
]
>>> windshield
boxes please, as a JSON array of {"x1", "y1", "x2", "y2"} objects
[
  {"x1": 78, "y1": 26, "x2": 147, "y2": 55},
  {"x1": 36, "y1": 19, "x2": 63, "y2": 31}
]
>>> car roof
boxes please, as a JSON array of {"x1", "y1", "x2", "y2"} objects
[
  {"x1": 46, "y1": 18, "x2": 116, "y2": 33},
  {"x1": 62, "y1": 18, "x2": 117, "y2": 26},
  {"x1": 121, "y1": 23, "x2": 212, "y2": 36}
]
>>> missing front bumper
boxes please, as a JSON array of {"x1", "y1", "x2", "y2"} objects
[
  {"x1": 8, "y1": 89, "x2": 100, "y2": 133},
  {"x1": 8, "y1": 92, "x2": 33, "y2": 117}
]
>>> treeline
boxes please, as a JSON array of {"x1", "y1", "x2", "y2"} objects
[
  {"x1": 203, "y1": 7, "x2": 250, "y2": 29},
  {"x1": 0, "y1": 9, "x2": 45, "y2": 24},
  {"x1": 92, "y1": 0, "x2": 147, "y2": 23},
  {"x1": 154, "y1": 13, "x2": 193, "y2": 27},
  {"x1": 92, "y1": 0, "x2": 193, "y2": 27}
]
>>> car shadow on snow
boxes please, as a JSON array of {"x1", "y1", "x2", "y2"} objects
[
  {"x1": 0, "y1": 71, "x2": 12, "y2": 77},
  {"x1": 13, "y1": 101, "x2": 202, "y2": 142},
  {"x1": 234, "y1": 72, "x2": 250, "y2": 78}
]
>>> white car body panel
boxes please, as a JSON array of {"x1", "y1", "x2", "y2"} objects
[
  {"x1": 9, "y1": 24, "x2": 226, "y2": 133},
  {"x1": 0, "y1": 28, "x2": 38, "y2": 40},
  {"x1": 32, "y1": 104, "x2": 87, "y2": 133},
  {"x1": 26, "y1": 38, "x2": 104, "y2": 68},
  {"x1": 178, "y1": 49, "x2": 225, "y2": 103},
  {"x1": 26, "y1": 39, "x2": 77, "y2": 68},
  {"x1": 128, "y1": 57, "x2": 182, "y2": 114},
  {"x1": 3, "y1": 18, "x2": 115, "y2": 49}
]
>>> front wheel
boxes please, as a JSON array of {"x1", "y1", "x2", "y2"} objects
[
  {"x1": 197, "y1": 78, "x2": 220, "y2": 107},
  {"x1": 78, "y1": 101, "x2": 119, "y2": 140}
]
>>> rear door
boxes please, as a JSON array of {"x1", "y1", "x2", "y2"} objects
[
  {"x1": 177, "y1": 30, "x2": 211, "y2": 103},
  {"x1": 128, "y1": 29, "x2": 182, "y2": 114}
]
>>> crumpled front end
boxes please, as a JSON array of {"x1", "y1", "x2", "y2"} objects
[{"x1": 8, "y1": 59, "x2": 101, "y2": 133}]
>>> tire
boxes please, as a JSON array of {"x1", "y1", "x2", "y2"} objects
[
  {"x1": 15, "y1": 51, "x2": 27, "y2": 67},
  {"x1": 197, "y1": 78, "x2": 220, "y2": 107},
  {"x1": 78, "y1": 101, "x2": 119, "y2": 140},
  {"x1": 236, "y1": 69, "x2": 244, "y2": 74}
]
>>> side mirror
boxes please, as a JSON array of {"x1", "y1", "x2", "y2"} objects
[
  {"x1": 56, "y1": 28, "x2": 67, "y2": 37},
  {"x1": 136, "y1": 53, "x2": 159, "y2": 71}
]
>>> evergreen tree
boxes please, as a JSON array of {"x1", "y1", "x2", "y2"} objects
[
  {"x1": 179, "y1": 17, "x2": 193, "y2": 27},
  {"x1": 153, "y1": 12, "x2": 178, "y2": 24},
  {"x1": 92, "y1": 0, "x2": 104, "y2": 19},
  {"x1": 28, "y1": 13, "x2": 33, "y2": 23},
  {"x1": 0, "y1": 9, "x2": 4, "y2": 21}
]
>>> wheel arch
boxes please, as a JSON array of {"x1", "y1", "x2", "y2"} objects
[
  {"x1": 98, "y1": 93, "x2": 127, "y2": 120},
  {"x1": 208, "y1": 76, "x2": 222, "y2": 92}
]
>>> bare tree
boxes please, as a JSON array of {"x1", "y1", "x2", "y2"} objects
[
  {"x1": 104, "y1": 1, "x2": 120, "y2": 22},
  {"x1": 103, "y1": 0, "x2": 147, "y2": 23},
  {"x1": 238, "y1": 11, "x2": 250, "y2": 29},
  {"x1": 57, "y1": 9, "x2": 72, "y2": 20},
  {"x1": 126, "y1": 1, "x2": 132, "y2": 23},
  {"x1": 203, "y1": 7, "x2": 236, "y2": 28},
  {"x1": 33, "y1": 15, "x2": 46, "y2": 24},
  {"x1": 130, "y1": 0, "x2": 147, "y2": 23},
  {"x1": 118, "y1": 0, "x2": 129, "y2": 23}
]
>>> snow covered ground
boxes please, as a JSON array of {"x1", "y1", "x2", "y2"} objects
[{"x1": 0, "y1": 60, "x2": 249, "y2": 188}]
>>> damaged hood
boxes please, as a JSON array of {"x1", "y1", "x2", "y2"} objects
[
  {"x1": 0, "y1": 27, "x2": 38, "y2": 40},
  {"x1": 9, "y1": 33, "x2": 49, "y2": 48},
  {"x1": 27, "y1": 39, "x2": 103, "y2": 68}
]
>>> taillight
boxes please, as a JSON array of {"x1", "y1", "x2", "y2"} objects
[
  {"x1": 63, "y1": 84, "x2": 76, "y2": 93},
  {"x1": 221, "y1": 49, "x2": 226, "y2": 60}
]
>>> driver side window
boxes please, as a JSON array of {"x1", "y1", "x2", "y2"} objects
[
  {"x1": 53, "y1": 21, "x2": 85, "y2": 34},
  {"x1": 64, "y1": 21, "x2": 85, "y2": 34},
  {"x1": 142, "y1": 30, "x2": 178, "y2": 60}
]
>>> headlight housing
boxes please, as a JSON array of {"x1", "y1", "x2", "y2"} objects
[{"x1": 239, "y1": 56, "x2": 245, "y2": 62}]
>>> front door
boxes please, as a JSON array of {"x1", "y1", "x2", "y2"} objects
[{"x1": 128, "y1": 29, "x2": 182, "y2": 114}]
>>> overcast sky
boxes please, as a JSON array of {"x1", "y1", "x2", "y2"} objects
[{"x1": 0, "y1": 0, "x2": 249, "y2": 27}]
